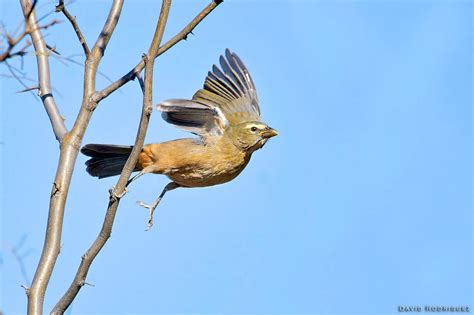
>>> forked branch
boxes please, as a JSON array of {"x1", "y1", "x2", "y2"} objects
[
  {"x1": 52, "y1": 1, "x2": 172, "y2": 313},
  {"x1": 14, "y1": 0, "x2": 221, "y2": 313},
  {"x1": 94, "y1": 0, "x2": 222, "y2": 102},
  {"x1": 25, "y1": 0, "x2": 124, "y2": 313}
]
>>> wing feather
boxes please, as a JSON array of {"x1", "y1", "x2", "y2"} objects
[
  {"x1": 193, "y1": 49, "x2": 261, "y2": 125},
  {"x1": 156, "y1": 49, "x2": 261, "y2": 138},
  {"x1": 205, "y1": 73, "x2": 235, "y2": 101},
  {"x1": 211, "y1": 65, "x2": 241, "y2": 98},
  {"x1": 157, "y1": 99, "x2": 227, "y2": 137},
  {"x1": 219, "y1": 55, "x2": 245, "y2": 96}
]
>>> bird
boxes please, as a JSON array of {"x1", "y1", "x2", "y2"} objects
[{"x1": 81, "y1": 49, "x2": 278, "y2": 227}]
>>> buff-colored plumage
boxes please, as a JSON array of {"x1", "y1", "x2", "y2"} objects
[
  {"x1": 81, "y1": 49, "x2": 277, "y2": 212},
  {"x1": 137, "y1": 136, "x2": 249, "y2": 187}
]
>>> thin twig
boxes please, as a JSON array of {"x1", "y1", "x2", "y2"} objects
[
  {"x1": 52, "y1": 2, "x2": 172, "y2": 313},
  {"x1": 0, "y1": 30, "x2": 27, "y2": 62},
  {"x1": 17, "y1": 85, "x2": 39, "y2": 93},
  {"x1": 0, "y1": 20, "x2": 60, "y2": 63},
  {"x1": 46, "y1": 43, "x2": 61, "y2": 55},
  {"x1": 37, "y1": 19, "x2": 62, "y2": 31},
  {"x1": 1, "y1": 235, "x2": 33, "y2": 286},
  {"x1": 55, "y1": 0, "x2": 90, "y2": 56},
  {"x1": 158, "y1": 0, "x2": 222, "y2": 55},
  {"x1": 94, "y1": 0, "x2": 222, "y2": 103},
  {"x1": 51, "y1": 54, "x2": 115, "y2": 84},
  {"x1": 1, "y1": 72, "x2": 63, "y2": 97},
  {"x1": 4, "y1": 60, "x2": 36, "y2": 98},
  {"x1": 25, "y1": 0, "x2": 124, "y2": 313}
]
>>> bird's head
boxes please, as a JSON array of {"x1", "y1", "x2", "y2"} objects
[{"x1": 227, "y1": 121, "x2": 278, "y2": 153}]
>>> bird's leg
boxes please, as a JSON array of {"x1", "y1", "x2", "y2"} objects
[
  {"x1": 108, "y1": 171, "x2": 145, "y2": 200},
  {"x1": 137, "y1": 182, "x2": 181, "y2": 230},
  {"x1": 127, "y1": 170, "x2": 145, "y2": 186}
]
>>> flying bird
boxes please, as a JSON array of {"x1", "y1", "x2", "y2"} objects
[{"x1": 81, "y1": 49, "x2": 278, "y2": 227}]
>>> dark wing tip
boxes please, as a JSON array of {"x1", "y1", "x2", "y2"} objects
[{"x1": 219, "y1": 55, "x2": 226, "y2": 70}]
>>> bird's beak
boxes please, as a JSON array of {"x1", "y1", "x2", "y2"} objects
[{"x1": 262, "y1": 127, "x2": 279, "y2": 139}]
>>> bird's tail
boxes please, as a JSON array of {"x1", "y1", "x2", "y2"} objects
[{"x1": 81, "y1": 144, "x2": 139, "y2": 178}]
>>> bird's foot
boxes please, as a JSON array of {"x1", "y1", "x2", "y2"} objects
[
  {"x1": 137, "y1": 197, "x2": 162, "y2": 230},
  {"x1": 136, "y1": 182, "x2": 178, "y2": 230},
  {"x1": 109, "y1": 186, "x2": 128, "y2": 200}
]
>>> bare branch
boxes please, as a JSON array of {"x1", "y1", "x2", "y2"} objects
[
  {"x1": 158, "y1": 0, "x2": 222, "y2": 55},
  {"x1": 4, "y1": 60, "x2": 35, "y2": 98},
  {"x1": 17, "y1": 1, "x2": 67, "y2": 141},
  {"x1": 52, "y1": 2, "x2": 172, "y2": 313},
  {"x1": 0, "y1": 19, "x2": 60, "y2": 63},
  {"x1": 1, "y1": 235, "x2": 33, "y2": 286},
  {"x1": 17, "y1": 84, "x2": 39, "y2": 93},
  {"x1": 26, "y1": 0, "x2": 125, "y2": 313},
  {"x1": 2, "y1": 71, "x2": 63, "y2": 96},
  {"x1": 55, "y1": 0, "x2": 90, "y2": 56},
  {"x1": 91, "y1": 0, "x2": 123, "y2": 58},
  {"x1": 46, "y1": 43, "x2": 61, "y2": 55},
  {"x1": 38, "y1": 18, "x2": 62, "y2": 31},
  {"x1": 50, "y1": 54, "x2": 115, "y2": 84},
  {"x1": 8, "y1": 0, "x2": 221, "y2": 313},
  {"x1": 24, "y1": 0, "x2": 38, "y2": 23},
  {"x1": 94, "y1": 0, "x2": 222, "y2": 103},
  {"x1": 0, "y1": 31, "x2": 27, "y2": 62}
]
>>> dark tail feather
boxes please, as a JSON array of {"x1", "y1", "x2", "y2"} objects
[{"x1": 81, "y1": 144, "x2": 137, "y2": 178}]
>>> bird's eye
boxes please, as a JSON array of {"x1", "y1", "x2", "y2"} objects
[{"x1": 251, "y1": 126, "x2": 258, "y2": 132}]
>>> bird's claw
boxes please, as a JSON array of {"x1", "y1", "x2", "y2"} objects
[
  {"x1": 109, "y1": 186, "x2": 128, "y2": 199},
  {"x1": 137, "y1": 198, "x2": 161, "y2": 230}
]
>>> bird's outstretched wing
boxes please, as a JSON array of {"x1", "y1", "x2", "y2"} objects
[
  {"x1": 193, "y1": 49, "x2": 260, "y2": 125},
  {"x1": 156, "y1": 49, "x2": 260, "y2": 137}
]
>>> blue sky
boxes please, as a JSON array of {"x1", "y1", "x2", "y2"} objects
[{"x1": 1, "y1": 0, "x2": 472, "y2": 314}]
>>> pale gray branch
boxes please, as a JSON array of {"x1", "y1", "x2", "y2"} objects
[
  {"x1": 17, "y1": 0, "x2": 221, "y2": 313},
  {"x1": 92, "y1": 0, "x2": 123, "y2": 57},
  {"x1": 25, "y1": 0, "x2": 124, "y2": 314},
  {"x1": 19, "y1": 0, "x2": 67, "y2": 142},
  {"x1": 52, "y1": 1, "x2": 172, "y2": 313}
]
